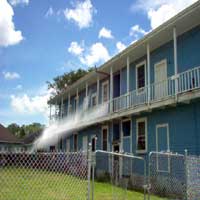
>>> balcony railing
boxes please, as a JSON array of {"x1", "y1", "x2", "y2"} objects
[
  {"x1": 52, "y1": 65, "x2": 200, "y2": 121},
  {"x1": 112, "y1": 65, "x2": 200, "y2": 113}
]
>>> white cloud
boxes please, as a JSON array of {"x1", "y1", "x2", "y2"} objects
[
  {"x1": 116, "y1": 41, "x2": 126, "y2": 52},
  {"x1": 45, "y1": 6, "x2": 54, "y2": 18},
  {"x1": 129, "y1": 25, "x2": 148, "y2": 43},
  {"x1": 98, "y1": 27, "x2": 114, "y2": 39},
  {"x1": 16, "y1": 84, "x2": 22, "y2": 90},
  {"x1": 131, "y1": 0, "x2": 198, "y2": 29},
  {"x1": 64, "y1": 0, "x2": 95, "y2": 29},
  {"x1": 3, "y1": 71, "x2": 20, "y2": 80},
  {"x1": 68, "y1": 41, "x2": 84, "y2": 56},
  {"x1": 10, "y1": 88, "x2": 55, "y2": 115},
  {"x1": 9, "y1": 0, "x2": 29, "y2": 6},
  {"x1": 0, "y1": 0, "x2": 23, "y2": 47},
  {"x1": 80, "y1": 42, "x2": 110, "y2": 66}
]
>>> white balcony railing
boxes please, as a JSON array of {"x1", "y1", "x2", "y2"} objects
[
  {"x1": 112, "y1": 65, "x2": 200, "y2": 113},
  {"x1": 52, "y1": 66, "x2": 200, "y2": 121}
]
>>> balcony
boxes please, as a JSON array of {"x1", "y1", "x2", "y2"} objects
[
  {"x1": 51, "y1": 66, "x2": 200, "y2": 124},
  {"x1": 112, "y1": 65, "x2": 200, "y2": 115}
]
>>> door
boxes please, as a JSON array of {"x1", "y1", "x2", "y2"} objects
[
  {"x1": 102, "y1": 81, "x2": 109, "y2": 103},
  {"x1": 82, "y1": 136, "x2": 88, "y2": 152},
  {"x1": 154, "y1": 60, "x2": 167, "y2": 100},
  {"x1": 113, "y1": 73, "x2": 120, "y2": 98},
  {"x1": 156, "y1": 124, "x2": 170, "y2": 172}
]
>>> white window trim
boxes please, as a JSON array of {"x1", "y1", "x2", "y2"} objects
[
  {"x1": 91, "y1": 92, "x2": 97, "y2": 107},
  {"x1": 102, "y1": 80, "x2": 109, "y2": 103},
  {"x1": 154, "y1": 59, "x2": 167, "y2": 83},
  {"x1": 136, "y1": 60, "x2": 147, "y2": 94},
  {"x1": 101, "y1": 125, "x2": 109, "y2": 151},
  {"x1": 156, "y1": 123, "x2": 170, "y2": 173},
  {"x1": 136, "y1": 117, "x2": 148, "y2": 154}
]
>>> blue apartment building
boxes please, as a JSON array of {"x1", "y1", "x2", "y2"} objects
[{"x1": 49, "y1": 2, "x2": 200, "y2": 158}]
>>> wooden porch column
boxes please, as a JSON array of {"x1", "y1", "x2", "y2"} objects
[
  {"x1": 147, "y1": 43, "x2": 151, "y2": 104},
  {"x1": 110, "y1": 66, "x2": 113, "y2": 112},
  {"x1": 97, "y1": 76, "x2": 100, "y2": 105},
  {"x1": 60, "y1": 96, "x2": 63, "y2": 118},
  {"x1": 76, "y1": 88, "x2": 79, "y2": 112},
  {"x1": 68, "y1": 93, "x2": 70, "y2": 115},
  {"x1": 173, "y1": 27, "x2": 178, "y2": 97},
  {"x1": 127, "y1": 56, "x2": 130, "y2": 93}
]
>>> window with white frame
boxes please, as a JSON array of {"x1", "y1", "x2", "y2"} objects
[
  {"x1": 122, "y1": 120, "x2": 131, "y2": 137},
  {"x1": 102, "y1": 127, "x2": 108, "y2": 151},
  {"x1": 91, "y1": 93, "x2": 97, "y2": 107},
  {"x1": 102, "y1": 81, "x2": 109, "y2": 102},
  {"x1": 136, "y1": 118, "x2": 147, "y2": 152},
  {"x1": 136, "y1": 61, "x2": 146, "y2": 92}
]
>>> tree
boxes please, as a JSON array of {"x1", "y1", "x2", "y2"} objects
[
  {"x1": 47, "y1": 68, "x2": 94, "y2": 97},
  {"x1": 7, "y1": 123, "x2": 45, "y2": 138}
]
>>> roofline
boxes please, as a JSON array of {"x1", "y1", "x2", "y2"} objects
[{"x1": 49, "y1": 1, "x2": 200, "y2": 103}]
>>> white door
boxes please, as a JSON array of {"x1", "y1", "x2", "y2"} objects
[
  {"x1": 82, "y1": 136, "x2": 88, "y2": 152},
  {"x1": 154, "y1": 60, "x2": 168, "y2": 100}
]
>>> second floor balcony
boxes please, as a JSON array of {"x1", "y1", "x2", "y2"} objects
[{"x1": 50, "y1": 65, "x2": 200, "y2": 124}]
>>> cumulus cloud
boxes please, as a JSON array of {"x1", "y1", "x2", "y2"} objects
[
  {"x1": 16, "y1": 84, "x2": 22, "y2": 90},
  {"x1": 10, "y1": 88, "x2": 55, "y2": 115},
  {"x1": 0, "y1": 0, "x2": 23, "y2": 47},
  {"x1": 9, "y1": 0, "x2": 29, "y2": 6},
  {"x1": 116, "y1": 41, "x2": 126, "y2": 52},
  {"x1": 64, "y1": 0, "x2": 95, "y2": 29},
  {"x1": 129, "y1": 24, "x2": 148, "y2": 42},
  {"x1": 68, "y1": 41, "x2": 84, "y2": 56},
  {"x1": 131, "y1": 0, "x2": 198, "y2": 29},
  {"x1": 98, "y1": 27, "x2": 114, "y2": 39},
  {"x1": 45, "y1": 6, "x2": 54, "y2": 18},
  {"x1": 3, "y1": 71, "x2": 20, "y2": 80},
  {"x1": 80, "y1": 42, "x2": 110, "y2": 66}
]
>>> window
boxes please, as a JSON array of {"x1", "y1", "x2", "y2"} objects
[
  {"x1": 136, "y1": 61, "x2": 146, "y2": 91},
  {"x1": 102, "y1": 81, "x2": 109, "y2": 102},
  {"x1": 136, "y1": 118, "x2": 147, "y2": 153},
  {"x1": 102, "y1": 127, "x2": 108, "y2": 151},
  {"x1": 91, "y1": 93, "x2": 97, "y2": 107},
  {"x1": 113, "y1": 122, "x2": 120, "y2": 141},
  {"x1": 74, "y1": 134, "x2": 78, "y2": 152},
  {"x1": 59, "y1": 138, "x2": 63, "y2": 151},
  {"x1": 122, "y1": 120, "x2": 131, "y2": 137}
]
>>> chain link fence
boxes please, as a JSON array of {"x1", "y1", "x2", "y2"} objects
[
  {"x1": 92, "y1": 150, "x2": 147, "y2": 200},
  {"x1": 148, "y1": 151, "x2": 187, "y2": 200},
  {"x1": 148, "y1": 151, "x2": 200, "y2": 200},
  {"x1": 0, "y1": 151, "x2": 90, "y2": 200},
  {"x1": 186, "y1": 155, "x2": 200, "y2": 200}
]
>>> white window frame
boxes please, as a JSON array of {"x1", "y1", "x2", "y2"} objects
[
  {"x1": 102, "y1": 80, "x2": 109, "y2": 103},
  {"x1": 101, "y1": 125, "x2": 109, "y2": 151},
  {"x1": 136, "y1": 117, "x2": 148, "y2": 154},
  {"x1": 136, "y1": 60, "x2": 147, "y2": 94},
  {"x1": 156, "y1": 123, "x2": 170, "y2": 173},
  {"x1": 91, "y1": 92, "x2": 97, "y2": 107}
]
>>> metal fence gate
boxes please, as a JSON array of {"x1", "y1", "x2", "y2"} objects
[
  {"x1": 92, "y1": 150, "x2": 147, "y2": 200},
  {"x1": 0, "y1": 151, "x2": 90, "y2": 200}
]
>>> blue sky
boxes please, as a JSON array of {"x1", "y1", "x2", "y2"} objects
[{"x1": 0, "y1": 0, "x2": 197, "y2": 126}]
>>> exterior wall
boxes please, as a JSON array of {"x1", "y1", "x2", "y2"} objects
[{"x1": 0, "y1": 143, "x2": 24, "y2": 152}]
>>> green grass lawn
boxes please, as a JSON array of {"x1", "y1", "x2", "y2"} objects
[{"x1": 0, "y1": 167, "x2": 165, "y2": 200}]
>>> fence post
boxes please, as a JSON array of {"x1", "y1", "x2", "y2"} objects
[
  {"x1": 184, "y1": 149, "x2": 188, "y2": 200},
  {"x1": 87, "y1": 143, "x2": 92, "y2": 200}
]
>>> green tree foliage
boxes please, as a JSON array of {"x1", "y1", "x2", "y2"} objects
[
  {"x1": 47, "y1": 68, "x2": 94, "y2": 96},
  {"x1": 7, "y1": 123, "x2": 45, "y2": 138}
]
